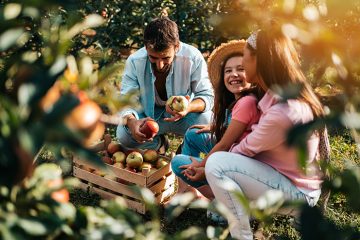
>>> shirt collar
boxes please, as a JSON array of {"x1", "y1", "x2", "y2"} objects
[{"x1": 258, "y1": 90, "x2": 282, "y2": 112}]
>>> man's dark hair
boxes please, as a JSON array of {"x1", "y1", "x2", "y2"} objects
[{"x1": 144, "y1": 17, "x2": 179, "y2": 51}]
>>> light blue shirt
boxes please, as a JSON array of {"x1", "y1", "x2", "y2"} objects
[{"x1": 119, "y1": 42, "x2": 214, "y2": 119}]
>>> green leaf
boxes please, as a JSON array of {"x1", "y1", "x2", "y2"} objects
[
  {"x1": 17, "y1": 218, "x2": 48, "y2": 236},
  {"x1": 0, "y1": 28, "x2": 24, "y2": 51}
]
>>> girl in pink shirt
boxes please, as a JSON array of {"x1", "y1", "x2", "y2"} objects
[
  {"x1": 171, "y1": 40, "x2": 262, "y2": 200},
  {"x1": 185, "y1": 28, "x2": 326, "y2": 239}
]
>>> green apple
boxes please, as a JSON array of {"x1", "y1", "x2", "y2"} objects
[
  {"x1": 166, "y1": 96, "x2": 189, "y2": 112},
  {"x1": 126, "y1": 151, "x2": 143, "y2": 169}
]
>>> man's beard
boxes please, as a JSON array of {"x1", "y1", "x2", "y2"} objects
[{"x1": 152, "y1": 63, "x2": 171, "y2": 73}]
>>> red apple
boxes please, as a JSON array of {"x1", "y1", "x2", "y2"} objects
[
  {"x1": 64, "y1": 100, "x2": 101, "y2": 131},
  {"x1": 143, "y1": 149, "x2": 158, "y2": 163},
  {"x1": 112, "y1": 151, "x2": 126, "y2": 164},
  {"x1": 51, "y1": 188, "x2": 70, "y2": 203},
  {"x1": 166, "y1": 96, "x2": 189, "y2": 112},
  {"x1": 102, "y1": 156, "x2": 113, "y2": 165},
  {"x1": 139, "y1": 120, "x2": 159, "y2": 138},
  {"x1": 107, "y1": 141, "x2": 122, "y2": 155},
  {"x1": 126, "y1": 151, "x2": 143, "y2": 169}
]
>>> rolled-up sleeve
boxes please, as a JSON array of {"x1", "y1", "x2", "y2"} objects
[{"x1": 190, "y1": 57, "x2": 214, "y2": 112}]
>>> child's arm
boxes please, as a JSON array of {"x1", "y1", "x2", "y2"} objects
[{"x1": 200, "y1": 119, "x2": 247, "y2": 166}]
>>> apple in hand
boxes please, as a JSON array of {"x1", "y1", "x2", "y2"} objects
[
  {"x1": 139, "y1": 120, "x2": 159, "y2": 138},
  {"x1": 166, "y1": 96, "x2": 189, "y2": 112},
  {"x1": 112, "y1": 151, "x2": 126, "y2": 164},
  {"x1": 126, "y1": 151, "x2": 143, "y2": 169},
  {"x1": 107, "y1": 141, "x2": 122, "y2": 155},
  {"x1": 143, "y1": 149, "x2": 158, "y2": 163}
]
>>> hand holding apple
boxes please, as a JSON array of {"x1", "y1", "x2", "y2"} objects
[
  {"x1": 166, "y1": 96, "x2": 189, "y2": 113},
  {"x1": 139, "y1": 119, "x2": 159, "y2": 139},
  {"x1": 165, "y1": 95, "x2": 190, "y2": 122},
  {"x1": 127, "y1": 117, "x2": 153, "y2": 143}
]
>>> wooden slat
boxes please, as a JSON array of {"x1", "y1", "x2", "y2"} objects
[
  {"x1": 74, "y1": 167, "x2": 142, "y2": 200},
  {"x1": 107, "y1": 165, "x2": 147, "y2": 186},
  {"x1": 146, "y1": 162, "x2": 171, "y2": 185},
  {"x1": 149, "y1": 173, "x2": 175, "y2": 195},
  {"x1": 154, "y1": 184, "x2": 176, "y2": 203},
  {"x1": 77, "y1": 182, "x2": 146, "y2": 214}
]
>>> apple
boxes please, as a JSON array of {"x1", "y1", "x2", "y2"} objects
[
  {"x1": 103, "y1": 134, "x2": 112, "y2": 149},
  {"x1": 126, "y1": 151, "x2": 143, "y2": 169},
  {"x1": 112, "y1": 151, "x2": 126, "y2": 164},
  {"x1": 102, "y1": 156, "x2": 113, "y2": 165},
  {"x1": 166, "y1": 96, "x2": 189, "y2": 112},
  {"x1": 139, "y1": 162, "x2": 152, "y2": 170},
  {"x1": 64, "y1": 100, "x2": 101, "y2": 131},
  {"x1": 51, "y1": 188, "x2": 70, "y2": 203},
  {"x1": 156, "y1": 157, "x2": 168, "y2": 169},
  {"x1": 107, "y1": 141, "x2": 122, "y2": 155},
  {"x1": 139, "y1": 120, "x2": 159, "y2": 138},
  {"x1": 143, "y1": 149, "x2": 158, "y2": 163},
  {"x1": 113, "y1": 162, "x2": 125, "y2": 169}
]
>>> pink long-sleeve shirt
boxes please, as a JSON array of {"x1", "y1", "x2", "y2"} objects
[{"x1": 230, "y1": 90, "x2": 322, "y2": 190}]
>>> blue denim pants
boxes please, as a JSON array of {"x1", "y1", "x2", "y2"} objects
[
  {"x1": 205, "y1": 151, "x2": 319, "y2": 240},
  {"x1": 171, "y1": 128, "x2": 216, "y2": 188},
  {"x1": 116, "y1": 107, "x2": 212, "y2": 150}
]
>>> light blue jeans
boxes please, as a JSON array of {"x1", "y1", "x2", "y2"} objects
[
  {"x1": 116, "y1": 107, "x2": 212, "y2": 150},
  {"x1": 171, "y1": 128, "x2": 216, "y2": 188},
  {"x1": 205, "y1": 151, "x2": 319, "y2": 240}
]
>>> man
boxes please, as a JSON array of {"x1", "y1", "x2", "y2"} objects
[{"x1": 116, "y1": 16, "x2": 214, "y2": 151}]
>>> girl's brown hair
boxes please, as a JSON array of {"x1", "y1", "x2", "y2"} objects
[
  {"x1": 253, "y1": 28, "x2": 324, "y2": 118},
  {"x1": 211, "y1": 53, "x2": 263, "y2": 141}
]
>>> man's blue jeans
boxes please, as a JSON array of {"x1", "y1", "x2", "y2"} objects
[{"x1": 116, "y1": 107, "x2": 212, "y2": 150}]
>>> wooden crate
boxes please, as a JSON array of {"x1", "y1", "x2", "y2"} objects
[{"x1": 73, "y1": 142, "x2": 176, "y2": 214}]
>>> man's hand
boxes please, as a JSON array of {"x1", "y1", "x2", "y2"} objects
[
  {"x1": 127, "y1": 117, "x2": 154, "y2": 143},
  {"x1": 164, "y1": 95, "x2": 190, "y2": 122}
]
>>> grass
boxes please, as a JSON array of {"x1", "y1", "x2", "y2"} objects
[
  {"x1": 37, "y1": 126, "x2": 360, "y2": 239},
  {"x1": 35, "y1": 59, "x2": 360, "y2": 239}
]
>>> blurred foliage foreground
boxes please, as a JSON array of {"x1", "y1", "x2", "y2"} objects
[{"x1": 0, "y1": 0, "x2": 360, "y2": 239}]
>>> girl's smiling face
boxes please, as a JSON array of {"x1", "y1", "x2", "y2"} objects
[{"x1": 223, "y1": 56, "x2": 251, "y2": 99}]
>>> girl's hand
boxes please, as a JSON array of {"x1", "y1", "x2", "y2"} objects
[
  {"x1": 179, "y1": 157, "x2": 203, "y2": 171},
  {"x1": 190, "y1": 124, "x2": 211, "y2": 133},
  {"x1": 183, "y1": 166, "x2": 206, "y2": 181}
]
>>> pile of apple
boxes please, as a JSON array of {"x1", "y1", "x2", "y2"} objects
[{"x1": 98, "y1": 140, "x2": 169, "y2": 175}]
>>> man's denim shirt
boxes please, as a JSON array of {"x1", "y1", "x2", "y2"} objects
[{"x1": 119, "y1": 42, "x2": 214, "y2": 119}]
